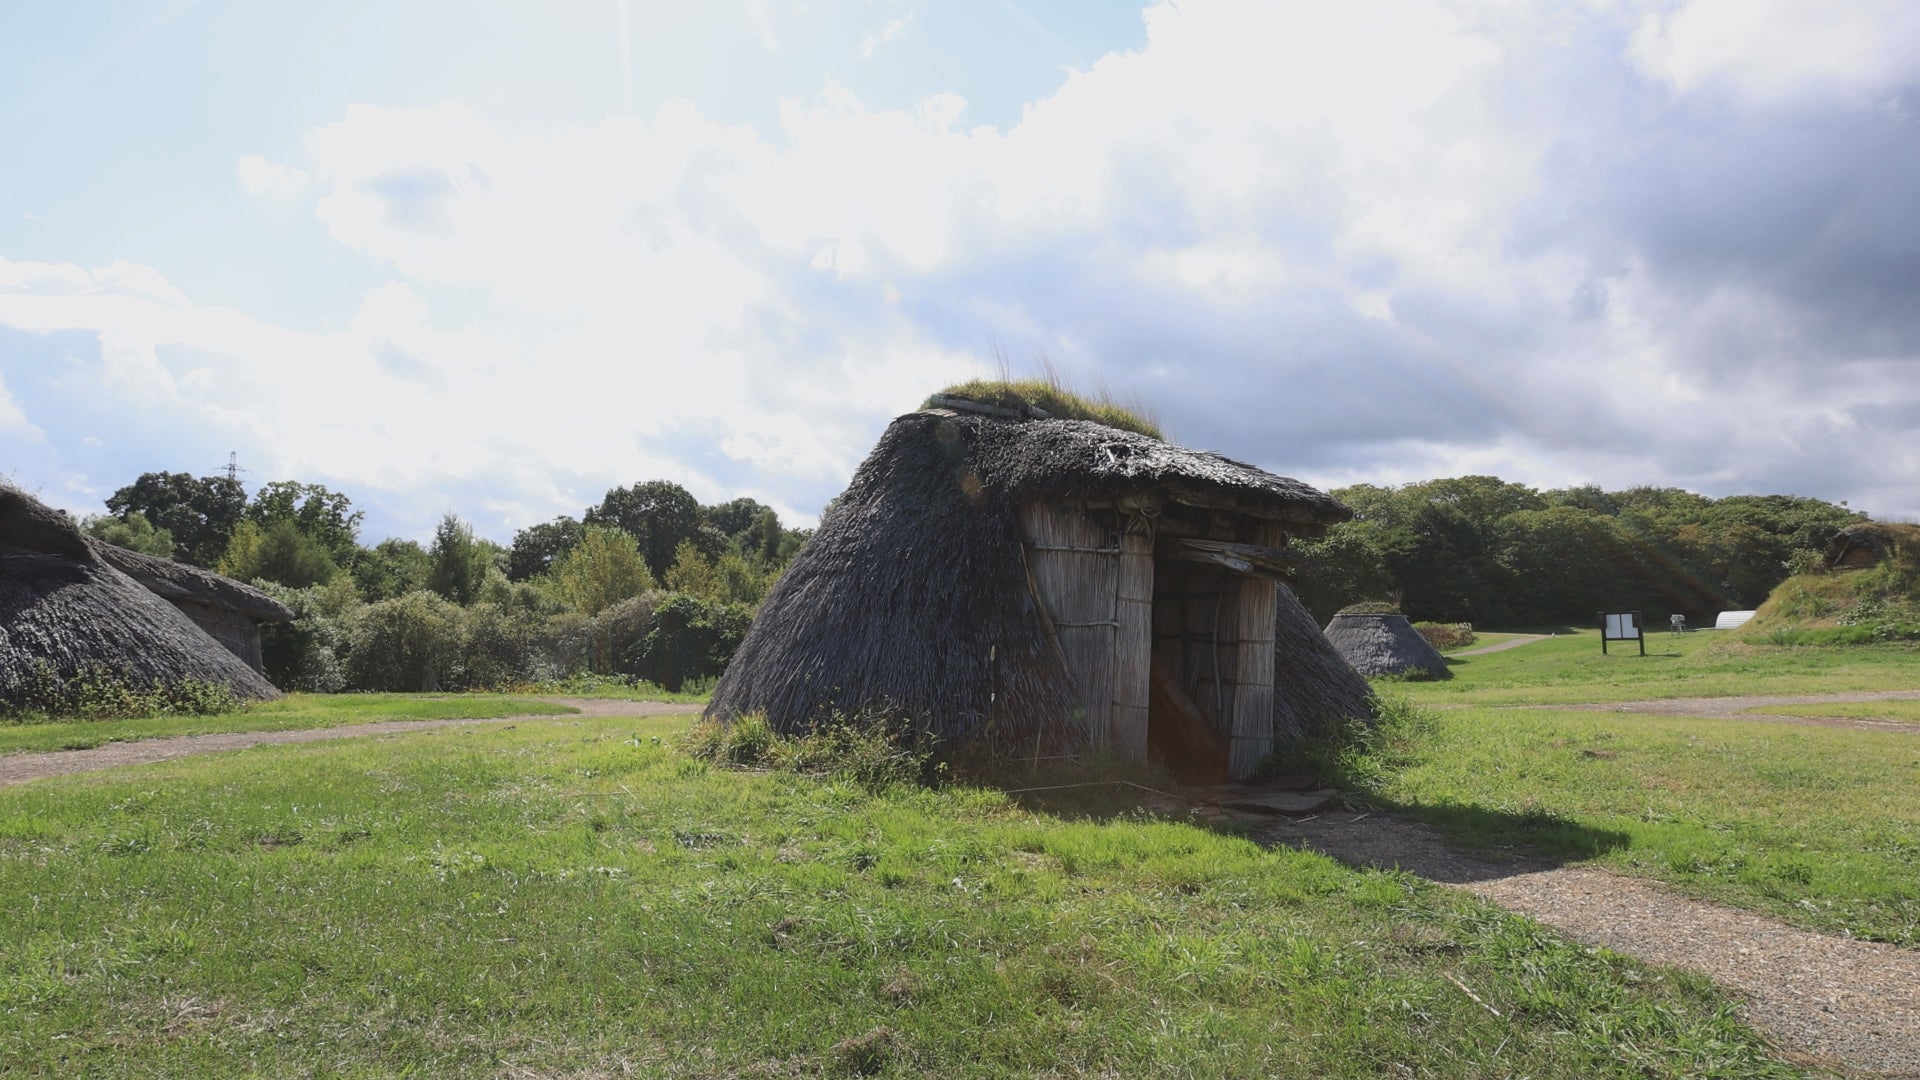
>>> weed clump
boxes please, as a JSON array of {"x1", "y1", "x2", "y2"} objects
[
  {"x1": 1256, "y1": 692, "x2": 1438, "y2": 792},
  {"x1": 2, "y1": 660, "x2": 239, "y2": 723},
  {"x1": 1413, "y1": 621, "x2": 1477, "y2": 650},
  {"x1": 927, "y1": 377, "x2": 1162, "y2": 439},
  {"x1": 681, "y1": 711, "x2": 936, "y2": 791}
]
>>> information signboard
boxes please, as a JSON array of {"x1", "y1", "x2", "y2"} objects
[{"x1": 1599, "y1": 611, "x2": 1644, "y2": 655}]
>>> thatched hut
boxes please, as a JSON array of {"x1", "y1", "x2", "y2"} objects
[
  {"x1": 1322, "y1": 613, "x2": 1451, "y2": 679},
  {"x1": 708, "y1": 404, "x2": 1368, "y2": 781},
  {"x1": 1, "y1": 484, "x2": 282, "y2": 706},
  {"x1": 89, "y1": 540, "x2": 292, "y2": 672},
  {"x1": 1824, "y1": 522, "x2": 1920, "y2": 571}
]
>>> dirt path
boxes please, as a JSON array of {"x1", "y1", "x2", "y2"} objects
[
  {"x1": 0, "y1": 698, "x2": 703, "y2": 788},
  {"x1": 1447, "y1": 634, "x2": 1553, "y2": 657},
  {"x1": 1261, "y1": 812, "x2": 1920, "y2": 1078},
  {"x1": 1557, "y1": 690, "x2": 1920, "y2": 732}
]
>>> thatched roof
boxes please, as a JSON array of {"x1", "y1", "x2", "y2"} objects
[
  {"x1": 1824, "y1": 522, "x2": 1920, "y2": 571},
  {"x1": 1273, "y1": 586, "x2": 1376, "y2": 739},
  {"x1": 709, "y1": 409, "x2": 1354, "y2": 752},
  {"x1": 1, "y1": 484, "x2": 281, "y2": 705},
  {"x1": 90, "y1": 539, "x2": 293, "y2": 622},
  {"x1": 1321, "y1": 613, "x2": 1451, "y2": 679}
]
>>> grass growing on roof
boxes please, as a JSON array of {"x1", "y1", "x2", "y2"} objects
[
  {"x1": 928, "y1": 378, "x2": 1163, "y2": 439},
  {"x1": 0, "y1": 712, "x2": 1807, "y2": 1077}
]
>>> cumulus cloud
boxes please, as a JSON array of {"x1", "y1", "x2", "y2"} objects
[
  {"x1": 0, "y1": 372, "x2": 37, "y2": 438},
  {"x1": 6, "y1": 0, "x2": 1920, "y2": 535},
  {"x1": 236, "y1": 154, "x2": 310, "y2": 199}
]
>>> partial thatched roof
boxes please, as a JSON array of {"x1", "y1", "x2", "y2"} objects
[
  {"x1": 0, "y1": 484, "x2": 281, "y2": 705},
  {"x1": 1322, "y1": 613, "x2": 1451, "y2": 679},
  {"x1": 90, "y1": 540, "x2": 294, "y2": 622},
  {"x1": 710, "y1": 409, "x2": 1353, "y2": 751},
  {"x1": 1273, "y1": 586, "x2": 1376, "y2": 739}
]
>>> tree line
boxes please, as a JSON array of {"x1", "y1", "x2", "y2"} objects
[
  {"x1": 83, "y1": 472, "x2": 810, "y2": 693},
  {"x1": 1289, "y1": 476, "x2": 1862, "y2": 627}
]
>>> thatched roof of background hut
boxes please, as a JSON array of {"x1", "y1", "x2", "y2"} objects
[
  {"x1": 1273, "y1": 587, "x2": 1377, "y2": 739},
  {"x1": 708, "y1": 409, "x2": 1353, "y2": 753},
  {"x1": 1322, "y1": 613, "x2": 1451, "y2": 679},
  {"x1": 90, "y1": 539, "x2": 293, "y2": 622},
  {"x1": 1, "y1": 484, "x2": 281, "y2": 706}
]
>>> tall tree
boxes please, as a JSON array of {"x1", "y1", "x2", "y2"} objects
[
  {"x1": 586, "y1": 480, "x2": 703, "y2": 580},
  {"x1": 352, "y1": 538, "x2": 432, "y2": 602},
  {"x1": 549, "y1": 525, "x2": 655, "y2": 616},
  {"x1": 507, "y1": 516, "x2": 584, "y2": 581},
  {"x1": 704, "y1": 497, "x2": 773, "y2": 539},
  {"x1": 427, "y1": 514, "x2": 492, "y2": 606},
  {"x1": 105, "y1": 471, "x2": 246, "y2": 566},
  {"x1": 80, "y1": 511, "x2": 175, "y2": 557},
  {"x1": 247, "y1": 481, "x2": 363, "y2": 560}
]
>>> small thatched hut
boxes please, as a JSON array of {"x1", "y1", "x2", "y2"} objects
[
  {"x1": 1, "y1": 484, "x2": 282, "y2": 706},
  {"x1": 708, "y1": 404, "x2": 1369, "y2": 780},
  {"x1": 89, "y1": 540, "x2": 292, "y2": 672},
  {"x1": 1322, "y1": 613, "x2": 1451, "y2": 679}
]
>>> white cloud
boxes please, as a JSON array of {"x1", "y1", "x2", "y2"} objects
[
  {"x1": 1631, "y1": 0, "x2": 1920, "y2": 105},
  {"x1": 860, "y1": 16, "x2": 908, "y2": 60},
  {"x1": 7, "y1": 0, "x2": 1920, "y2": 534},
  {"x1": 0, "y1": 372, "x2": 38, "y2": 438},
  {"x1": 236, "y1": 154, "x2": 311, "y2": 199}
]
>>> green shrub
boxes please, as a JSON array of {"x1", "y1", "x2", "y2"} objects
[
  {"x1": 1413, "y1": 621, "x2": 1476, "y2": 650},
  {"x1": 626, "y1": 594, "x2": 752, "y2": 691},
  {"x1": 1256, "y1": 692, "x2": 1437, "y2": 791},
  {"x1": 1, "y1": 660, "x2": 239, "y2": 722},
  {"x1": 681, "y1": 710, "x2": 934, "y2": 791},
  {"x1": 344, "y1": 590, "x2": 465, "y2": 691}
]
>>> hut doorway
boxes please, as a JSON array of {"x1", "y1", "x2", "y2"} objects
[{"x1": 1019, "y1": 500, "x2": 1286, "y2": 783}]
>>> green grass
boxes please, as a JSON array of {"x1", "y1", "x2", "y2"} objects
[
  {"x1": 1330, "y1": 703, "x2": 1920, "y2": 947},
  {"x1": 1745, "y1": 700, "x2": 1920, "y2": 722},
  {"x1": 928, "y1": 378, "x2": 1163, "y2": 438},
  {"x1": 0, "y1": 694, "x2": 579, "y2": 755},
  {"x1": 1440, "y1": 631, "x2": 1527, "y2": 652},
  {"x1": 0, "y1": 715, "x2": 1806, "y2": 1078},
  {"x1": 1400, "y1": 629, "x2": 1920, "y2": 706},
  {"x1": 507, "y1": 673, "x2": 713, "y2": 703}
]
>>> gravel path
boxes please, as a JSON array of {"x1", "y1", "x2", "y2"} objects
[
  {"x1": 1262, "y1": 812, "x2": 1920, "y2": 1078},
  {"x1": 0, "y1": 698, "x2": 703, "y2": 788},
  {"x1": 1447, "y1": 634, "x2": 1553, "y2": 657},
  {"x1": 1555, "y1": 690, "x2": 1920, "y2": 732}
]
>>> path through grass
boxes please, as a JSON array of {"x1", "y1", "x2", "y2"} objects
[{"x1": 0, "y1": 694, "x2": 579, "y2": 755}]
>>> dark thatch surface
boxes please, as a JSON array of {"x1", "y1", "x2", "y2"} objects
[
  {"x1": 709, "y1": 410, "x2": 1353, "y2": 754},
  {"x1": 1322, "y1": 613, "x2": 1452, "y2": 679},
  {"x1": 90, "y1": 540, "x2": 294, "y2": 622},
  {"x1": 1272, "y1": 586, "x2": 1376, "y2": 740},
  {"x1": 0, "y1": 484, "x2": 281, "y2": 705}
]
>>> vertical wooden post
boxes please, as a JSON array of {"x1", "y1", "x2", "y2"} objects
[
  {"x1": 1228, "y1": 525, "x2": 1284, "y2": 779},
  {"x1": 1110, "y1": 529, "x2": 1154, "y2": 761}
]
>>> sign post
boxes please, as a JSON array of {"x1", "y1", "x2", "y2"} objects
[{"x1": 1599, "y1": 611, "x2": 1644, "y2": 656}]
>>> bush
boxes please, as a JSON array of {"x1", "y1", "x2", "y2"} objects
[
  {"x1": 255, "y1": 581, "x2": 350, "y2": 693},
  {"x1": 345, "y1": 590, "x2": 465, "y2": 691},
  {"x1": 681, "y1": 710, "x2": 934, "y2": 791},
  {"x1": 1413, "y1": 621, "x2": 1476, "y2": 650},
  {"x1": 1255, "y1": 692, "x2": 1437, "y2": 791},
  {"x1": 626, "y1": 594, "x2": 752, "y2": 691},
  {"x1": 1, "y1": 660, "x2": 238, "y2": 721}
]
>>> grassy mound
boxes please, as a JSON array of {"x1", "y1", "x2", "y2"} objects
[
  {"x1": 926, "y1": 378, "x2": 1163, "y2": 438},
  {"x1": 1744, "y1": 523, "x2": 1920, "y2": 644}
]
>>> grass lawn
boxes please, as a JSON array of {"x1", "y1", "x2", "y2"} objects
[
  {"x1": 1401, "y1": 629, "x2": 1920, "y2": 706},
  {"x1": 1440, "y1": 631, "x2": 1527, "y2": 652},
  {"x1": 0, "y1": 715, "x2": 1806, "y2": 1078},
  {"x1": 1745, "y1": 700, "x2": 1920, "y2": 722},
  {"x1": 0, "y1": 694, "x2": 580, "y2": 755},
  {"x1": 1337, "y1": 704, "x2": 1920, "y2": 947},
  {"x1": 1308, "y1": 630, "x2": 1920, "y2": 945}
]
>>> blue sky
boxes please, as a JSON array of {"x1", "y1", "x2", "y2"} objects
[{"x1": 4, "y1": 0, "x2": 1919, "y2": 544}]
